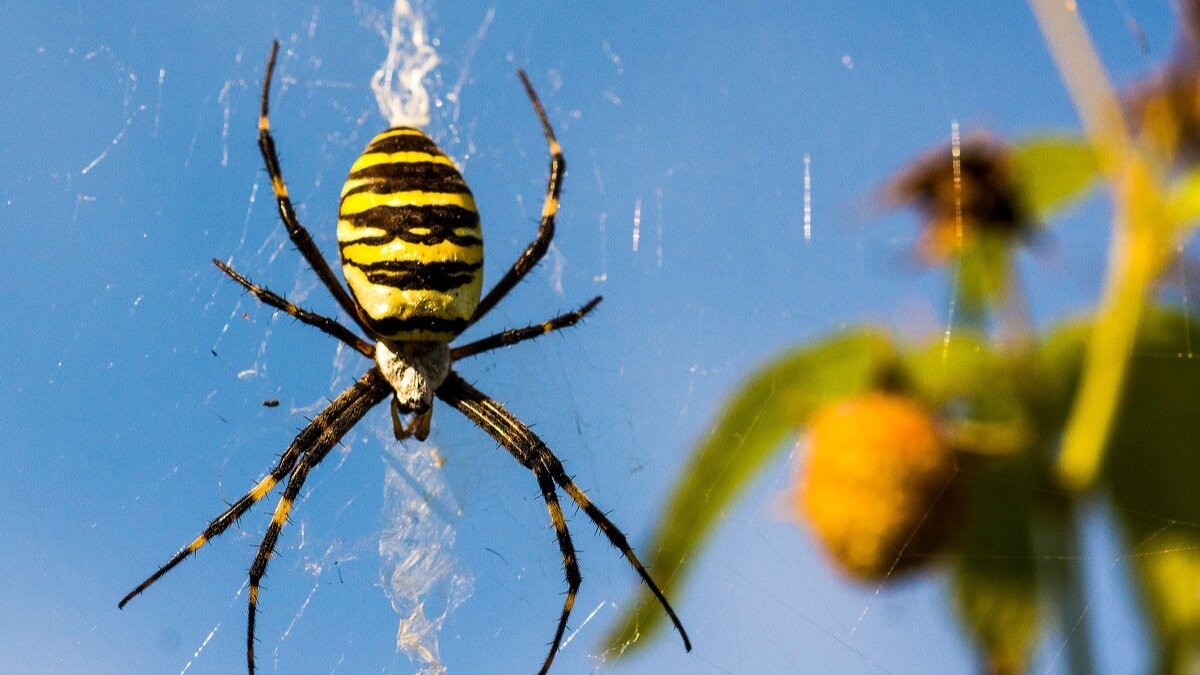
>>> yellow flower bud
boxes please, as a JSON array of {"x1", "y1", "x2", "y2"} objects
[{"x1": 797, "y1": 393, "x2": 960, "y2": 580}]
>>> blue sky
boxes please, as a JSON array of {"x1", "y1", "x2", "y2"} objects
[{"x1": 0, "y1": 1, "x2": 1180, "y2": 673}]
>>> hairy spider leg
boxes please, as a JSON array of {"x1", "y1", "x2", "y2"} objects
[
  {"x1": 451, "y1": 296, "x2": 602, "y2": 360},
  {"x1": 437, "y1": 371, "x2": 693, "y2": 657},
  {"x1": 258, "y1": 40, "x2": 375, "y2": 338},
  {"x1": 532, "y1": 469, "x2": 582, "y2": 675},
  {"x1": 469, "y1": 70, "x2": 565, "y2": 327},
  {"x1": 246, "y1": 368, "x2": 390, "y2": 673},
  {"x1": 119, "y1": 369, "x2": 387, "y2": 610},
  {"x1": 213, "y1": 259, "x2": 374, "y2": 357}
]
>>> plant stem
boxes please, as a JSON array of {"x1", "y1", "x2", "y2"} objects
[
  {"x1": 1057, "y1": 169, "x2": 1166, "y2": 490},
  {"x1": 1028, "y1": 0, "x2": 1169, "y2": 491}
]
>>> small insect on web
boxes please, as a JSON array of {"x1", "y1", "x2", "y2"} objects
[{"x1": 118, "y1": 41, "x2": 691, "y2": 674}]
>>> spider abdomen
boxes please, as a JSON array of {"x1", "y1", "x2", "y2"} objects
[{"x1": 338, "y1": 127, "x2": 483, "y2": 341}]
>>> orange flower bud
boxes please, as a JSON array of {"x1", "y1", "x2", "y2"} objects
[{"x1": 797, "y1": 394, "x2": 960, "y2": 580}]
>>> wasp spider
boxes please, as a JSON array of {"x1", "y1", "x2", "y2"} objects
[{"x1": 119, "y1": 41, "x2": 691, "y2": 673}]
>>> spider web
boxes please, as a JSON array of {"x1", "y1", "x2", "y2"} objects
[
  {"x1": 214, "y1": 3, "x2": 482, "y2": 671},
  {"x1": 184, "y1": 2, "x2": 609, "y2": 672},
  {"x1": 9, "y1": 1, "x2": 1200, "y2": 674}
]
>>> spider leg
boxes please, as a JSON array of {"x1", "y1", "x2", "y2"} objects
[
  {"x1": 120, "y1": 446, "x2": 302, "y2": 609},
  {"x1": 434, "y1": 368, "x2": 581, "y2": 672},
  {"x1": 532, "y1": 471, "x2": 581, "y2": 675},
  {"x1": 246, "y1": 367, "x2": 390, "y2": 673},
  {"x1": 469, "y1": 70, "x2": 564, "y2": 327},
  {"x1": 213, "y1": 259, "x2": 374, "y2": 358},
  {"x1": 119, "y1": 368, "x2": 389, "y2": 612},
  {"x1": 258, "y1": 40, "x2": 374, "y2": 338},
  {"x1": 436, "y1": 370, "x2": 692, "y2": 653},
  {"x1": 451, "y1": 296, "x2": 602, "y2": 360}
]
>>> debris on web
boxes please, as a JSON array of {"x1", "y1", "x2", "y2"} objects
[
  {"x1": 369, "y1": 0, "x2": 440, "y2": 129},
  {"x1": 379, "y1": 440, "x2": 472, "y2": 674}
]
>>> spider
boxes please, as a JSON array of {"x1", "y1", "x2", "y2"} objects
[{"x1": 119, "y1": 41, "x2": 691, "y2": 674}]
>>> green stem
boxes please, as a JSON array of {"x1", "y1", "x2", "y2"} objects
[
  {"x1": 1027, "y1": 0, "x2": 1172, "y2": 492},
  {"x1": 1055, "y1": 197, "x2": 1162, "y2": 490}
]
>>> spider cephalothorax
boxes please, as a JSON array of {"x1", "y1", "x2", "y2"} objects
[
  {"x1": 375, "y1": 339, "x2": 449, "y2": 440},
  {"x1": 120, "y1": 41, "x2": 690, "y2": 675}
]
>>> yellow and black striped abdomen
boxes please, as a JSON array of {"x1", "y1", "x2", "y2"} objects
[{"x1": 338, "y1": 127, "x2": 483, "y2": 341}]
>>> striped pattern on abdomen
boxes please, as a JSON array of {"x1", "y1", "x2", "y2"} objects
[{"x1": 338, "y1": 127, "x2": 483, "y2": 340}]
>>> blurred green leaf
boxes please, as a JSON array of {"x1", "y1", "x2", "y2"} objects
[
  {"x1": 1010, "y1": 136, "x2": 1100, "y2": 219},
  {"x1": 1168, "y1": 166, "x2": 1200, "y2": 229},
  {"x1": 1129, "y1": 527, "x2": 1200, "y2": 674},
  {"x1": 952, "y1": 456, "x2": 1040, "y2": 674},
  {"x1": 905, "y1": 331, "x2": 1033, "y2": 456},
  {"x1": 903, "y1": 330, "x2": 1002, "y2": 406},
  {"x1": 1039, "y1": 307, "x2": 1200, "y2": 669},
  {"x1": 1036, "y1": 307, "x2": 1193, "y2": 434},
  {"x1": 1104, "y1": 309, "x2": 1200, "y2": 671},
  {"x1": 1031, "y1": 318, "x2": 1088, "y2": 428},
  {"x1": 603, "y1": 329, "x2": 895, "y2": 655}
]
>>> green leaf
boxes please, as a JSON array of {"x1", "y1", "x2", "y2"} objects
[
  {"x1": 1035, "y1": 306, "x2": 1195, "y2": 434},
  {"x1": 952, "y1": 456, "x2": 1040, "y2": 674},
  {"x1": 1010, "y1": 136, "x2": 1100, "y2": 219},
  {"x1": 1104, "y1": 309, "x2": 1200, "y2": 670},
  {"x1": 1032, "y1": 317, "x2": 1089, "y2": 427},
  {"x1": 602, "y1": 329, "x2": 895, "y2": 656},
  {"x1": 1126, "y1": 527, "x2": 1200, "y2": 674},
  {"x1": 1037, "y1": 307, "x2": 1200, "y2": 669},
  {"x1": 1168, "y1": 166, "x2": 1200, "y2": 229},
  {"x1": 904, "y1": 331, "x2": 1039, "y2": 456},
  {"x1": 903, "y1": 329, "x2": 997, "y2": 404}
]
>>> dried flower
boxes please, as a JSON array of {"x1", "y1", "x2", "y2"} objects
[
  {"x1": 1126, "y1": 60, "x2": 1200, "y2": 166},
  {"x1": 886, "y1": 136, "x2": 1033, "y2": 264}
]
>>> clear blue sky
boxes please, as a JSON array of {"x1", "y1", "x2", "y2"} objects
[{"x1": 0, "y1": 1, "x2": 1178, "y2": 672}]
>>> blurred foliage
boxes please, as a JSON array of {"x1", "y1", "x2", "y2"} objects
[
  {"x1": 1009, "y1": 136, "x2": 1100, "y2": 220},
  {"x1": 1106, "y1": 310, "x2": 1200, "y2": 672},
  {"x1": 608, "y1": 301, "x2": 1200, "y2": 669},
  {"x1": 605, "y1": 5, "x2": 1200, "y2": 671},
  {"x1": 951, "y1": 454, "x2": 1039, "y2": 675},
  {"x1": 604, "y1": 331, "x2": 893, "y2": 653}
]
